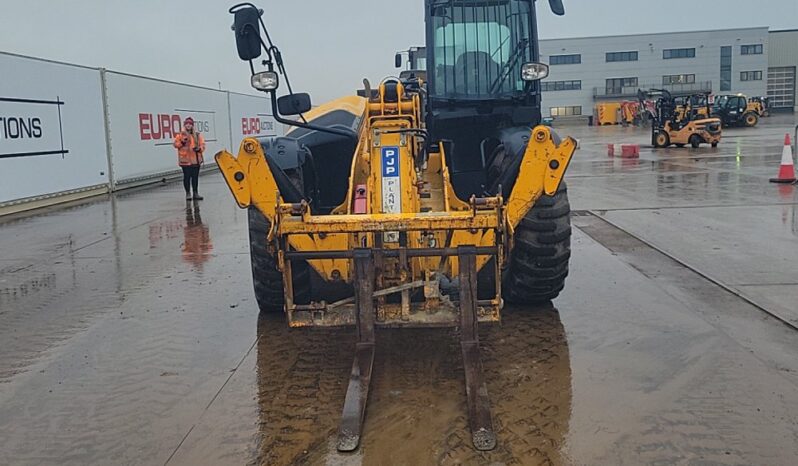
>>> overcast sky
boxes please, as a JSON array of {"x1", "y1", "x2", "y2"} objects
[{"x1": 1, "y1": 0, "x2": 796, "y2": 102}]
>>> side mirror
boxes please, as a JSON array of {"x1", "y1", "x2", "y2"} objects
[
  {"x1": 395, "y1": 53, "x2": 403, "y2": 69},
  {"x1": 278, "y1": 93, "x2": 312, "y2": 116},
  {"x1": 548, "y1": 0, "x2": 565, "y2": 16},
  {"x1": 232, "y1": 6, "x2": 262, "y2": 61}
]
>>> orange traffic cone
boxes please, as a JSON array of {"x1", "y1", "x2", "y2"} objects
[{"x1": 770, "y1": 134, "x2": 797, "y2": 184}]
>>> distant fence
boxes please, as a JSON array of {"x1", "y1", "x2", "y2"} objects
[{"x1": 0, "y1": 51, "x2": 278, "y2": 210}]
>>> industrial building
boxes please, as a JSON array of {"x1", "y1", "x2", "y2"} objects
[{"x1": 540, "y1": 27, "x2": 798, "y2": 119}]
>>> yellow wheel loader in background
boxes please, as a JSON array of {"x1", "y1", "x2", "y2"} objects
[{"x1": 216, "y1": 0, "x2": 576, "y2": 452}]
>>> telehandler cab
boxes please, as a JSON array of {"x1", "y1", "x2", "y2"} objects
[{"x1": 216, "y1": 0, "x2": 576, "y2": 451}]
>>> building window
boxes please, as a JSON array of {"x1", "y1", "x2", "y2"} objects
[
  {"x1": 549, "y1": 54, "x2": 581, "y2": 65},
  {"x1": 550, "y1": 106, "x2": 582, "y2": 117},
  {"x1": 740, "y1": 71, "x2": 763, "y2": 81},
  {"x1": 541, "y1": 80, "x2": 582, "y2": 92},
  {"x1": 663, "y1": 48, "x2": 696, "y2": 59},
  {"x1": 605, "y1": 77, "x2": 638, "y2": 95},
  {"x1": 663, "y1": 74, "x2": 696, "y2": 85},
  {"x1": 720, "y1": 46, "x2": 732, "y2": 91},
  {"x1": 606, "y1": 51, "x2": 638, "y2": 62},
  {"x1": 741, "y1": 44, "x2": 763, "y2": 55}
]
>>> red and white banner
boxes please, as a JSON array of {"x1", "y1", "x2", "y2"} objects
[
  {"x1": 104, "y1": 72, "x2": 231, "y2": 184},
  {"x1": 228, "y1": 91, "x2": 279, "y2": 146}
]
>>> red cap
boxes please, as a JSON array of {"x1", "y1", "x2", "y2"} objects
[
  {"x1": 184, "y1": 117, "x2": 195, "y2": 125},
  {"x1": 786, "y1": 133, "x2": 792, "y2": 146}
]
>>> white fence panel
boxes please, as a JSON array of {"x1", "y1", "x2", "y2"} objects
[
  {"x1": 104, "y1": 72, "x2": 232, "y2": 185},
  {"x1": 0, "y1": 53, "x2": 109, "y2": 204},
  {"x1": 227, "y1": 92, "x2": 280, "y2": 150}
]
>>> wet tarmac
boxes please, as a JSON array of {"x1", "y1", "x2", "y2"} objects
[{"x1": 1, "y1": 114, "x2": 797, "y2": 465}]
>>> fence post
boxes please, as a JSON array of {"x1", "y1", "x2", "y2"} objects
[
  {"x1": 99, "y1": 68, "x2": 116, "y2": 191},
  {"x1": 227, "y1": 91, "x2": 234, "y2": 152}
]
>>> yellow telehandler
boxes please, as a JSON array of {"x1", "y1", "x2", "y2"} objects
[
  {"x1": 712, "y1": 94, "x2": 763, "y2": 127},
  {"x1": 216, "y1": 0, "x2": 576, "y2": 452}
]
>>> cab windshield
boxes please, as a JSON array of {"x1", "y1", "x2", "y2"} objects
[
  {"x1": 713, "y1": 95, "x2": 729, "y2": 107},
  {"x1": 430, "y1": 0, "x2": 534, "y2": 99}
]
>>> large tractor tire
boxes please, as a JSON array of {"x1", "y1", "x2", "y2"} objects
[
  {"x1": 503, "y1": 182, "x2": 571, "y2": 304},
  {"x1": 248, "y1": 207, "x2": 310, "y2": 313}
]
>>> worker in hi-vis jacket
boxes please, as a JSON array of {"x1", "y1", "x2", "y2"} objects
[{"x1": 173, "y1": 117, "x2": 206, "y2": 200}]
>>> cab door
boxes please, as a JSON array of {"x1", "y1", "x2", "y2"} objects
[{"x1": 730, "y1": 96, "x2": 746, "y2": 121}]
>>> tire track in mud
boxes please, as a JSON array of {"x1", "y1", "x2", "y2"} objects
[
  {"x1": 252, "y1": 306, "x2": 572, "y2": 465},
  {"x1": 432, "y1": 306, "x2": 572, "y2": 466},
  {"x1": 253, "y1": 315, "x2": 354, "y2": 466}
]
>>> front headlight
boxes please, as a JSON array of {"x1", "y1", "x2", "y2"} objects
[
  {"x1": 521, "y1": 62, "x2": 550, "y2": 81},
  {"x1": 251, "y1": 71, "x2": 279, "y2": 91}
]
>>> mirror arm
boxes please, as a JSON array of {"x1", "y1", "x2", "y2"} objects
[
  {"x1": 268, "y1": 91, "x2": 358, "y2": 143},
  {"x1": 233, "y1": 4, "x2": 355, "y2": 143}
]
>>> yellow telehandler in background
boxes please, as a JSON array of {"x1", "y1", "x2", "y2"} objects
[{"x1": 712, "y1": 94, "x2": 763, "y2": 127}]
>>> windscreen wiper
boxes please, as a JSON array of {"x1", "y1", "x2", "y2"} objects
[
  {"x1": 489, "y1": 35, "x2": 511, "y2": 61},
  {"x1": 489, "y1": 38, "x2": 528, "y2": 94}
]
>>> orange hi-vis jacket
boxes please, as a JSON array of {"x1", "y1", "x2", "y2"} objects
[{"x1": 173, "y1": 131, "x2": 206, "y2": 166}]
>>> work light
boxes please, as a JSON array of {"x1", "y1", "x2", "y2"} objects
[
  {"x1": 251, "y1": 71, "x2": 279, "y2": 91},
  {"x1": 521, "y1": 62, "x2": 550, "y2": 81}
]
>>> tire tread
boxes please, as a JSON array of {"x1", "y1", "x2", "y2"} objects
[{"x1": 503, "y1": 182, "x2": 572, "y2": 304}]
